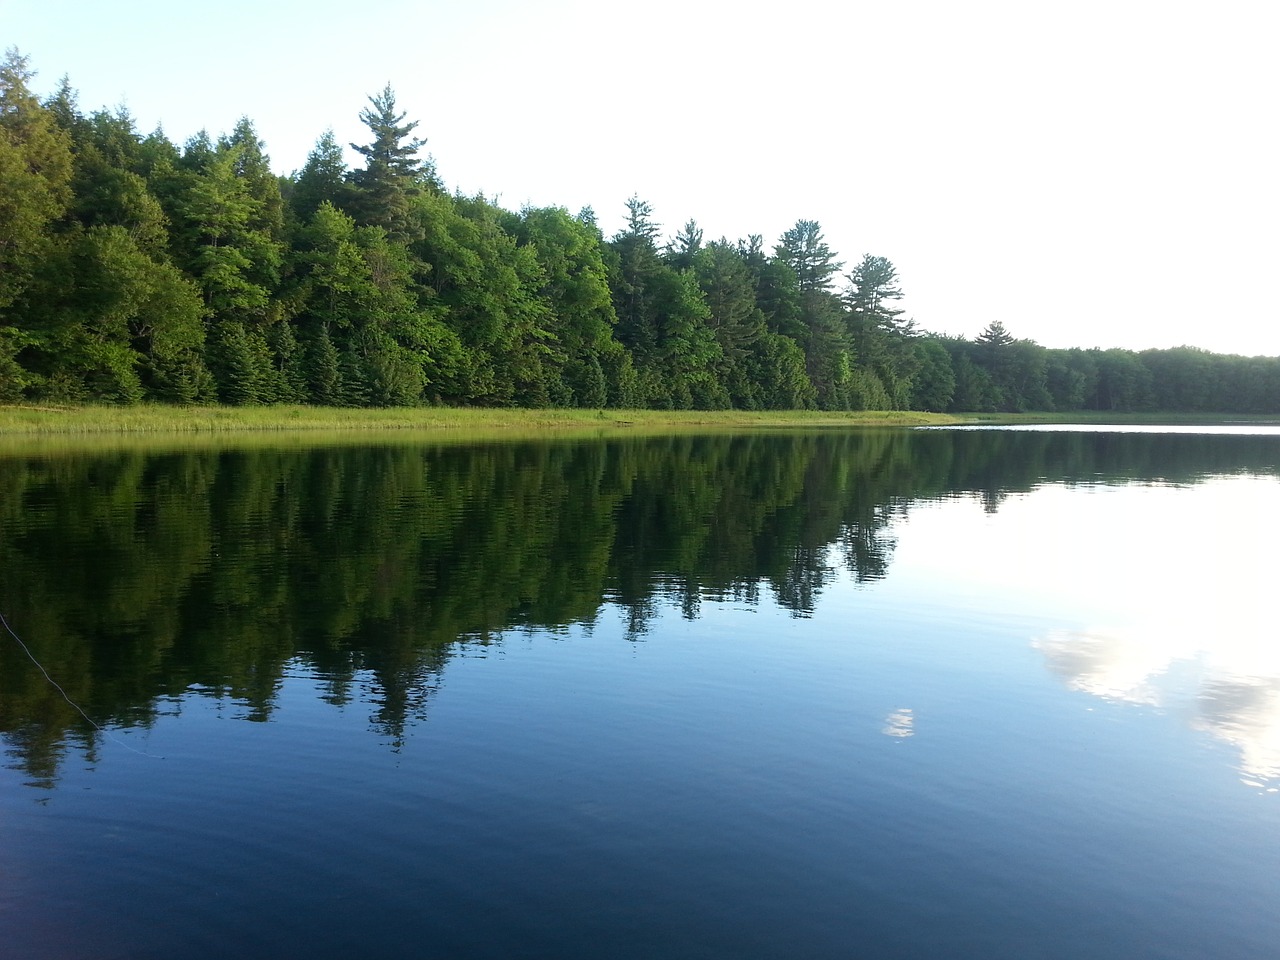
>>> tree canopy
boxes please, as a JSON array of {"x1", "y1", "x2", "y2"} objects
[{"x1": 1, "y1": 50, "x2": 1275, "y2": 414}]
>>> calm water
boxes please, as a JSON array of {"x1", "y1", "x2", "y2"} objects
[{"x1": 1, "y1": 427, "x2": 1278, "y2": 959}]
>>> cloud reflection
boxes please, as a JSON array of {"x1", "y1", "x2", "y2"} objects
[
  {"x1": 1034, "y1": 629, "x2": 1280, "y2": 790},
  {"x1": 1196, "y1": 677, "x2": 1280, "y2": 788},
  {"x1": 882, "y1": 708, "x2": 915, "y2": 738}
]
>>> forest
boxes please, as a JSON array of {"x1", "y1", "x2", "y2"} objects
[{"x1": 2, "y1": 50, "x2": 1278, "y2": 414}]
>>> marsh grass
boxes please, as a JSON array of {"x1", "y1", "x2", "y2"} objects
[
  {"x1": 0, "y1": 404, "x2": 959, "y2": 437},
  {"x1": 0, "y1": 405, "x2": 967, "y2": 456}
]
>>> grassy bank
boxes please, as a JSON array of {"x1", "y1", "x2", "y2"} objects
[{"x1": 0, "y1": 404, "x2": 962, "y2": 436}]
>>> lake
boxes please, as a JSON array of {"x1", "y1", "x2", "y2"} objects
[{"x1": 1, "y1": 426, "x2": 1278, "y2": 959}]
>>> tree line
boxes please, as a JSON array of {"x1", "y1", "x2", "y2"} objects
[{"x1": 2, "y1": 50, "x2": 1277, "y2": 412}]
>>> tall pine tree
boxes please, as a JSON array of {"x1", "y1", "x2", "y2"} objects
[{"x1": 347, "y1": 85, "x2": 433, "y2": 241}]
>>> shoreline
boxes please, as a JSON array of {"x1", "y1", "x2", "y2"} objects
[
  {"x1": 0, "y1": 404, "x2": 963, "y2": 437},
  {"x1": 2, "y1": 406, "x2": 1275, "y2": 454}
]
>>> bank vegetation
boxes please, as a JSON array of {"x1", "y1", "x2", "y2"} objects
[{"x1": 3, "y1": 50, "x2": 1277, "y2": 416}]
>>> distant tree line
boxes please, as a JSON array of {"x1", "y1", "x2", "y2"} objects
[{"x1": 2, "y1": 50, "x2": 1277, "y2": 412}]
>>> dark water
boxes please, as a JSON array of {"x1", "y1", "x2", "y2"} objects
[{"x1": 1, "y1": 427, "x2": 1278, "y2": 959}]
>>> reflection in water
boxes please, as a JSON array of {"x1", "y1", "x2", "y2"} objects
[
  {"x1": 2, "y1": 427, "x2": 1279, "y2": 786},
  {"x1": 1035, "y1": 629, "x2": 1280, "y2": 789},
  {"x1": 1035, "y1": 630, "x2": 1169, "y2": 706},
  {"x1": 882, "y1": 708, "x2": 915, "y2": 738},
  {"x1": 5, "y1": 428, "x2": 1280, "y2": 960},
  {"x1": 1198, "y1": 678, "x2": 1280, "y2": 787},
  {"x1": 0, "y1": 431, "x2": 912, "y2": 784}
]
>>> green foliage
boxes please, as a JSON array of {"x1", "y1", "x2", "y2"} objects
[
  {"x1": 748, "y1": 247, "x2": 805, "y2": 342},
  {"x1": 948, "y1": 350, "x2": 1000, "y2": 412},
  {"x1": 692, "y1": 241, "x2": 764, "y2": 359},
  {"x1": 164, "y1": 131, "x2": 284, "y2": 347},
  {"x1": 303, "y1": 324, "x2": 342, "y2": 404},
  {"x1": 775, "y1": 220, "x2": 841, "y2": 293},
  {"x1": 1, "y1": 50, "x2": 1276, "y2": 414},
  {"x1": 1045, "y1": 350, "x2": 1091, "y2": 411},
  {"x1": 666, "y1": 218, "x2": 703, "y2": 269},
  {"x1": 609, "y1": 197, "x2": 666, "y2": 360},
  {"x1": 207, "y1": 320, "x2": 274, "y2": 404},
  {"x1": 976, "y1": 320, "x2": 1014, "y2": 348},
  {"x1": 62, "y1": 108, "x2": 172, "y2": 255},
  {"x1": 846, "y1": 254, "x2": 905, "y2": 332},
  {"x1": 510, "y1": 205, "x2": 620, "y2": 404},
  {"x1": 0, "y1": 48, "x2": 74, "y2": 311},
  {"x1": 412, "y1": 191, "x2": 555, "y2": 404},
  {"x1": 0, "y1": 326, "x2": 36, "y2": 399},
  {"x1": 909, "y1": 339, "x2": 956, "y2": 412},
  {"x1": 347, "y1": 85, "x2": 432, "y2": 241},
  {"x1": 15, "y1": 225, "x2": 207, "y2": 403},
  {"x1": 1093, "y1": 348, "x2": 1153, "y2": 411},
  {"x1": 289, "y1": 201, "x2": 441, "y2": 406},
  {"x1": 654, "y1": 268, "x2": 726, "y2": 409},
  {"x1": 749, "y1": 332, "x2": 816, "y2": 409},
  {"x1": 290, "y1": 129, "x2": 350, "y2": 222}
]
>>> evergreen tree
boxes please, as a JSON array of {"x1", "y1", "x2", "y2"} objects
[
  {"x1": 948, "y1": 349, "x2": 1000, "y2": 412},
  {"x1": 171, "y1": 142, "x2": 273, "y2": 320},
  {"x1": 666, "y1": 218, "x2": 703, "y2": 269},
  {"x1": 291, "y1": 129, "x2": 349, "y2": 222},
  {"x1": 223, "y1": 117, "x2": 285, "y2": 247},
  {"x1": 347, "y1": 84, "x2": 433, "y2": 241},
  {"x1": 976, "y1": 320, "x2": 1014, "y2": 349},
  {"x1": 609, "y1": 196, "x2": 664, "y2": 361},
  {"x1": 303, "y1": 323, "x2": 342, "y2": 404},
  {"x1": 846, "y1": 254, "x2": 905, "y2": 332},
  {"x1": 0, "y1": 48, "x2": 73, "y2": 312},
  {"x1": 68, "y1": 112, "x2": 172, "y2": 256},
  {"x1": 748, "y1": 332, "x2": 816, "y2": 409},
  {"x1": 691, "y1": 240, "x2": 765, "y2": 406},
  {"x1": 773, "y1": 220, "x2": 850, "y2": 408},
  {"x1": 649, "y1": 267, "x2": 724, "y2": 409},
  {"x1": 742, "y1": 240, "x2": 805, "y2": 342},
  {"x1": 846, "y1": 254, "x2": 914, "y2": 408},
  {"x1": 774, "y1": 219, "x2": 841, "y2": 293}
]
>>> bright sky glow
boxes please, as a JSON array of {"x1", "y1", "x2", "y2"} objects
[
  {"x1": 6, "y1": 0, "x2": 1277, "y2": 356},
  {"x1": 893, "y1": 475, "x2": 1280, "y2": 788}
]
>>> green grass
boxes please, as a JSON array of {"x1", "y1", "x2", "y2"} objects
[
  {"x1": 0, "y1": 404, "x2": 964, "y2": 455},
  {"x1": 3, "y1": 404, "x2": 1271, "y2": 456},
  {"x1": 0, "y1": 403, "x2": 963, "y2": 437}
]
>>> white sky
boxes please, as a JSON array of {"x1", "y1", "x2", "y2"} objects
[{"x1": 5, "y1": 0, "x2": 1278, "y2": 356}]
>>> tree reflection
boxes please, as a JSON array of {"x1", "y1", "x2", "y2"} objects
[{"x1": 2, "y1": 428, "x2": 1278, "y2": 782}]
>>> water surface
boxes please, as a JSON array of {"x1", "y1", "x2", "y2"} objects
[{"x1": 1, "y1": 428, "x2": 1277, "y2": 959}]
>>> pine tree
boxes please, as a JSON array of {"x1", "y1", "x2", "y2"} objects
[
  {"x1": 347, "y1": 85, "x2": 433, "y2": 240},
  {"x1": 610, "y1": 196, "x2": 663, "y2": 359},
  {"x1": 774, "y1": 220, "x2": 842, "y2": 293},
  {"x1": 291, "y1": 129, "x2": 349, "y2": 222},
  {"x1": 666, "y1": 219, "x2": 703, "y2": 269},
  {"x1": 0, "y1": 48, "x2": 73, "y2": 311},
  {"x1": 774, "y1": 220, "x2": 848, "y2": 408}
]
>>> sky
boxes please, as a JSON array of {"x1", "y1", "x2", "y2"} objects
[{"x1": 5, "y1": 0, "x2": 1278, "y2": 356}]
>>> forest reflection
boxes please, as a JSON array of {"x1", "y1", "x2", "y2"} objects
[{"x1": 3, "y1": 428, "x2": 1278, "y2": 784}]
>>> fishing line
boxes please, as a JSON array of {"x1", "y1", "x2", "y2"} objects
[{"x1": 1, "y1": 609, "x2": 163, "y2": 759}]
